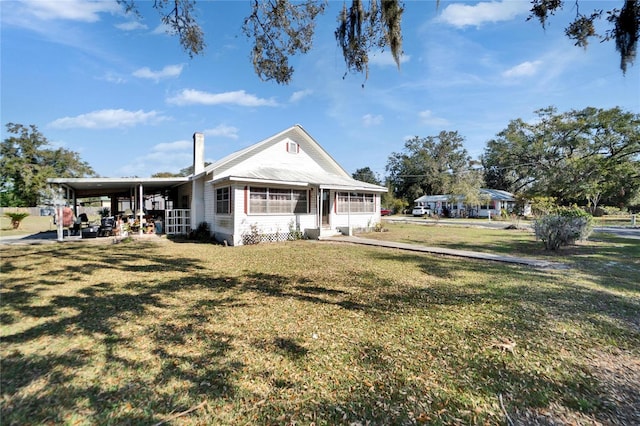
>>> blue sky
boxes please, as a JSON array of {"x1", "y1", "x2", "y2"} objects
[{"x1": 1, "y1": 0, "x2": 638, "y2": 179}]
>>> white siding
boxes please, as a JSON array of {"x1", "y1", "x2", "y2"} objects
[
  {"x1": 221, "y1": 138, "x2": 326, "y2": 180},
  {"x1": 211, "y1": 128, "x2": 350, "y2": 180},
  {"x1": 191, "y1": 175, "x2": 205, "y2": 230},
  {"x1": 204, "y1": 182, "x2": 215, "y2": 226}
]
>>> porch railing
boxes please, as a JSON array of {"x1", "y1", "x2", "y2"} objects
[{"x1": 165, "y1": 209, "x2": 191, "y2": 235}]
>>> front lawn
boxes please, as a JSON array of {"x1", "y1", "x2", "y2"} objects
[{"x1": 1, "y1": 233, "x2": 638, "y2": 424}]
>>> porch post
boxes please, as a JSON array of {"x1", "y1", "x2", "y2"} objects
[
  {"x1": 347, "y1": 191, "x2": 351, "y2": 236},
  {"x1": 318, "y1": 188, "x2": 323, "y2": 229}
]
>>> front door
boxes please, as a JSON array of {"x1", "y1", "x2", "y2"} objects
[{"x1": 321, "y1": 189, "x2": 330, "y2": 227}]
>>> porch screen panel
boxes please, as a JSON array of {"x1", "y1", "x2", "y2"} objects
[
  {"x1": 250, "y1": 187, "x2": 267, "y2": 213},
  {"x1": 268, "y1": 188, "x2": 291, "y2": 214},
  {"x1": 248, "y1": 187, "x2": 309, "y2": 214},
  {"x1": 293, "y1": 190, "x2": 307, "y2": 213},
  {"x1": 337, "y1": 192, "x2": 375, "y2": 213}
]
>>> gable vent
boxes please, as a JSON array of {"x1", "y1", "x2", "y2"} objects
[{"x1": 286, "y1": 141, "x2": 299, "y2": 154}]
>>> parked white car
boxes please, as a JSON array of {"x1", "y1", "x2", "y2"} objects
[{"x1": 412, "y1": 206, "x2": 430, "y2": 216}]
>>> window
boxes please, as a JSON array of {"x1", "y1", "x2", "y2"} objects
[
  {"x1": 216, "y1": 187, "x2": 230, "y2": 214},
  {"x1": 249, "y1": 187, "x2": 307, "y2": 214},
  {"x1": 292, "y1": 189, "x2": 307, "y2": 213},
  {"x1": 337, "y1": 192, "x2": 375, "y2": 213},
  {"x1": 286, "y1": 141, "x2": 299, "y2": 154},
  {"x1": 249, "y1": 187, "x2": 268, "y2": 213}
]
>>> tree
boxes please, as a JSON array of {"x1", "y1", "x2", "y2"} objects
[
  {"x1": 352, "y1": 166, "x2": 381, "y2": 185},
  {"x1": 386, "y1": 131, "x2": 471, "y2": 204},
  {"x1": 529, "y1": 0, "x2": 639, "y2": 74},
  {"x1": 482, "y1": 107, "x2": 640, "y2": 208},
  {"x1": 448, "y1": 165, "x2": 488, "y2": 209},
  {"x1": 0, "y1": 123, "x2": 95, "y2": 206},
  {"x1": 381, "y1": 179, "x2": 407, "y2": 213},
  {"x1": 117, "y1": 0, "x2": 638, "y2": 84},
  {"x1": 4, "y1": 212, "x2": 29, "y2": 229},
  {"x1": 151, "y1": 162, "x2": 212, "y2": 178},
  {"x1": 151, "y1": 171, "x2": 183, "y2": 178}
]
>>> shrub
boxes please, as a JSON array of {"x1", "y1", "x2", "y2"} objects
[
  {"x1": 188, "y1": 222, "x2": 212, "y2": 242},
  {"x1": 534, "y1": 206, "x2": 593, "y2": 250},
  {"x1": 4, "y1": 212, "x2": 29, "y2": 229},
  {"x1": 601, "y1": 205, "x2": 626, "y2": 216}
]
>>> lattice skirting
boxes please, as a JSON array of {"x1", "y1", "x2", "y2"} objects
[{"x1": 242, "y1": 231, "x2": 302, "y2": 245}]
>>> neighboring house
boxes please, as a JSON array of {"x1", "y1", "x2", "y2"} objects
[
  {"x1": 413, "y1": 189, "x2": 530, "y2": 218},
  {"x1": 49, "y1": 125, "x2": 387, "y2": 245}
]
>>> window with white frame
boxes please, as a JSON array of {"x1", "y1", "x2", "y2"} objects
[
  {"x1": 337, "y1": 192, "x2": 375, "y2": 213},
  {"x1": 216, "y1": 187, "x2": 230, "y2": 214},
  {"x1": 286, "y1": 141, "x2": 299, "y2": 154},
  {"x1": 249, "y1": 187, "x2": 308, "y2": 214}
]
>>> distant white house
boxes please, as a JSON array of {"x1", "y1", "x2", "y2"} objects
[
  {"x1": 49, "y1": 125, "x2": 387, "y2": 245},
  {"x1": 414, "y1": 189, "x2": 530, "y2": 218}
]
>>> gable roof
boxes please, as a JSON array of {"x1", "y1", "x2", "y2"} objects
[{"x1": 195, "y1": 124, "x2": 386, "y2": 192}]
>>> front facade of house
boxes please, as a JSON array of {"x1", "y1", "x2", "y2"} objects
[
  {"x1": 49, "y1": 125, "x2": 386, "y2": 245},
  {"x1": 188, "y1": 125, "x2": 387, "y2": 245},
  {"x1": 414, "y1": 189, "x2": 530, "y2": 218}
]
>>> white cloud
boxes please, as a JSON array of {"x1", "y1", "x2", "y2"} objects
[
  {"x1": 98, "y1": 72, "x2": 127, "y2": 84},
  {"x1": 167, "y1": 89, "x2": 278, "y2": 107},
  {"x1": 151, "y1": 23, "x2": 172, "y2": 35},
  {"x1": 152, "y1": 140, "x2": 191, "y2": 152},
  {"x1": 133, "y1": 64, "x2": 184, "y2": 82},
  {"x1": 115, "y1": 21, "x2": 148, "y2": 31},
  {"x1": 49, "y1": 109, "x2": 168, "y2": 129},
  {"x1": 369, "y1": 52, "x2": 411, "y2": 67},
  {"x1": 502, "y1": 60, "x2": 543, "y2": 78},
  {"x1": 438, "y1": 1, "x2": 530, "y2": 28},
  {"x1": 20, "y1": 0, "x2": 120, "y2": 22},
  {"x1": 115, "y1": 139, "x2": 193, "y2": 176},
  {"x1": 204, "y1": 125, "x2": 239, "y2": 140},
  {"x1": 418, "y1": 110, "x2": 450, "y2": 127},
  {"x1": 289, "y1": 89, "x2": 313, "y2": 103},
  {"x1": 362, "y1": 114, "x2": 383, "y2": 127}
]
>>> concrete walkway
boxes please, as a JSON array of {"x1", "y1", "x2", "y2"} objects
[{"x1": 323, "y1": 235, "x2": 568, "y2": 269}]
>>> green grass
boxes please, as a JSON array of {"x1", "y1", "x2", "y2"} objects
[
  {"x1": 1, "y1": 227, "x2": 639, "y2": 425},
  {"x1": 0, "y1": 215, "x2": 57, "y2": 236}
]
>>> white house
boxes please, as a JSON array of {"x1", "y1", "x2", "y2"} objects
[
  {"x1": 413, "y1": 189, "x2": 530, "y2": 218},
  {"x1": 49, "y1": 125, "x2": 387, "y2": 245}
]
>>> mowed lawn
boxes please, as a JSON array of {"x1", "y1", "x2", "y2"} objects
[{"x1": 1, "y1": 225, "x2": 639, "y2": 425}]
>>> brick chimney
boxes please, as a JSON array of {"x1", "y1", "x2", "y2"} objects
[{"x1": 193, "y1": 132, "x2": 204, "y2": 175}]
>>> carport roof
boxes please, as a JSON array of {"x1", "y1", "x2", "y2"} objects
[{"x1": 47, "y1": 177, "x2": 189, "y2": 198}]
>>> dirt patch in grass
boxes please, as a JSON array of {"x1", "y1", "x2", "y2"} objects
[{"x1": 1, "y1": 238, "x2": 638, "y2": 425}]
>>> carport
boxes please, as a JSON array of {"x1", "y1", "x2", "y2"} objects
[{"x1": 47, "y1": 177, "x2": 190, "y2": 237}]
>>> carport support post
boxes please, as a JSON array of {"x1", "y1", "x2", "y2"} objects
[
  {"x1": 57, "y1": 205, "x2": 64, "y2": 242},
  {"x1": 139, "y1": 184, "x2": 144, "y2": 236},
  {"x1": 53, "y1": 187, "x2": 65, "y2": 242},
  {"x1": 633, "y1": 214, "x2": 637, "y2": 226}
]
